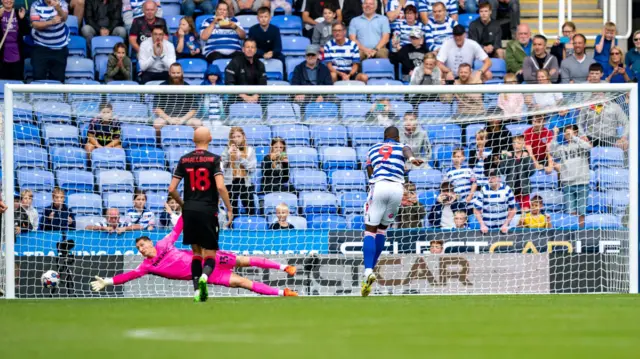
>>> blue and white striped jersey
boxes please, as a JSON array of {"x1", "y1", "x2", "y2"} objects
[
  {"x1": 323, "y1": 38, "x2": 360, "y2": 73},
  {"x1": 472, "y1": 148, "x2": 492, "y2": 188},
  {"x1": 130, "y1": 0, "x2": 162, "y2": 19},
  {"x1": 366, "y1": 140, "x2": 407, "y2": 184},
  {"x1": 200, "y1": 17, "x2": 244, "y2": 57},
  {"x1": 419, "y1": 0, "x2": 458, "y2": 15},
  {"x1": 424, "y1": 16, "x2": 458, "y2": 52},
  {"x1": 391, "y1": 19, "x2": 423, "y2": 47},
  {"x1": 386, "y1": 0, "x2": 420, "y2": 32},
  {"x1": 444, "y1": 166, "x2": 476, "y2": 199},
  {"x1": 30, "y1": 0, "x2": 70, "y2": 49},
  {"x1": 204, "y1": 94, "x2": 223, "y2": 122},
  {"x1": 123, "y1": 208, "x2": 157, "y2": 229},
  {"x1": 473, "y1": 183, "x2": 516, "y2": 228}
]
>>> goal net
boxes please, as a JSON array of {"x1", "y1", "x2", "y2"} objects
[{"x1": 1, "y1": 82, "x2": 637, "y2": 299}]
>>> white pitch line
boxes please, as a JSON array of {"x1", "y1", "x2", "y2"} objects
[{"x1": 124, "y1": 328, "x2": 300, "y2": 344}]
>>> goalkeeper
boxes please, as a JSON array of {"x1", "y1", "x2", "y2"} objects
[{"x1": 91, "y1": 216, "x2": 298, "y2": 297}]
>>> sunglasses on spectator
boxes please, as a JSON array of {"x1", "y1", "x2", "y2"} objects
[{"x1": 635, "y1": 38, "x2": 640, "y2": 42}]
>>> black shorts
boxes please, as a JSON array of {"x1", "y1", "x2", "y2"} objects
[{"x1": 182, "y1": 209, "x2": 219, "y2": 250}]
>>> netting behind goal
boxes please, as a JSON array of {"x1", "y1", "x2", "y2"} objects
[{"x1": 1, "y1": 83, "x2": 637, "y2": 298}]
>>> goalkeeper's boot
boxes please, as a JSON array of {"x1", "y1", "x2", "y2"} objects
[
  {"x1": 283, "y1": 288, "x2": 298, "y2": 297},
  {"x1": 198, "y1": 274, "x2": 209, "y2": 302},
  {"x1": 284, "y1": 265, "x2": 297, "y2": 276},
  {"x1": 193, "y1": 289, "x2": 201, "y2": 302},
  {"x1": 360, "y1": 273, "x2": 377, "y2": 297}
]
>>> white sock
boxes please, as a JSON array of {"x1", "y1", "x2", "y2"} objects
[
  {"x1": 278, "y1": 289, "x2": 284, "y2": 296},
  {"x1": 364, "y1": 268, "x2": 373, "y2": 278},
  {"x1": 279, "y1": 264, "x2": 287, "y2": 271}
]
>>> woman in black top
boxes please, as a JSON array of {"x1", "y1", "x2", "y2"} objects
[
  {"x1": 261, "y1": 137, "x2": 292, "y2": 194},
  {"x1": 485, "y1": 118, "x2": 512, "y2": 156}
]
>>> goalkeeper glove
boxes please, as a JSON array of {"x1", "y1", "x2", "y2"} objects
[{"x1": 91, "y1": 276, "x2": 114, "y2": 292}]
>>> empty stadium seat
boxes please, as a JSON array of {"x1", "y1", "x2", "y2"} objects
[
  {"x1": 34, "y1": 101, "x2": 72, "y2": 123},
  {"x1": 340, "y1": 191, "x2": 367, "y2": 214},
  {"x1": 235, "y1": 14, "x2": 259, "y2": 29},
  {"x1": 286, "y1": 57, "x2": 304, "y2": 79},
  {"x1": 254, "y1": 145, "x2": 270, "y2": 164},
  {"x1": 165, "y1": 14, "x2": 183, "y2": 33},
  {"x1": 341, "y1": 101, "x2": 372, "y2": 121},
  {"x1": 76, "y1": 215, "x2": 105, "y2": 230},
  {"x1": 121, "y1": 124, "x2": 156, "y2": 147},
  {"x1": 233, "y1": 216, "x2": 268, "y2": 230},
  {"x1": 388, "y1": 101, "x2": 413, "y2": 119},
  {"x1": 69, "y1": 193, "x2": 102, "y2": 215},
  {"x1": 33, "y1": 191, "x2": 52, "y2": 211},
  {"x1": 272, "y1": 124, "x2": 310, "y2": 146},
  {"x1": 457, "y1": 13, "x2": 479, "y2": 29},
  {"x1": 596, "y1": 168, "x2": 629, "y2": 190},
  {"x1": 146, "y1": 192, "x2": 168, "y2": 212},
  {"x1": 367, "y1": 79, "x2": 405, "y2": 101},
  {"x1": 65, "y1": 58, "x2": 94, "y2": 80},
  {"x1": 263, "y1": 192, "x2": 299, "y2": 215},
  {"x1": 281, "y1": 36, "x2": 310, "y2": 57},
  {"x1": 506, "y1": 123, "x2": 531, "y2": 137},
  {"x1": 161, "y1": 2, "x2": 180, "y2": 16},
  {"x1": 242, "y1": 125, "x2": 272, "y2": 146},
  {"x1": 272, "y1": 15, "x2": 303, "y2": 35},
  {"x1": 531, "y1": 190, "x2": 564, "y2": 212},
  {"x1": 51, "y1": 147, "x2": 87, "y2": 170},
  {"x1": 103, "y1": 192, "x2": 134, "y2": 214},
  {"x1": 178, "y1": 58, "x2": 208, "y2": 80},
  {"x1": 261, "y1": 58, "x2": 284, "y2": 80},
  {"x1": 98, "y1": 170, "x2": 134, "y2": 192},
  {"x1": 291, "y1": 169, "x2": 327, "y2": 191},
  {"x1": 307, "y1": 214, "x2": 347, "y2": 229},
  {"x1": 43, "y1": 124, "x2": 79, "y2": 146},
  {"x1": 0, "y1": 80, "x2": 24, "y2": 100},
  {"x1": 95, "y1": 54, "x2": 109, "y2": 81},
  {"x1": 284, "y1": 215, "x2": 307, "y2": 229},
  {"x1": 72, "y1": 101, "x2": 101, "y2": 122},
  {"x1": 17, "y1": 169, "x2": 54, "y2": 192},
  {"x1": 547, "y1": 213, "x2": 579, "y2": 230},
  {"x1": 356, "y1": 146, "x2": 370, "y2": 166},
  {"x1": 30, "y1": 80, "x2": 65, "y2": 102},
  {"x1": 310, "y1": 124, "x2": 346, "y2": 146},
  {"x1": 127, "y1": 147, "x2": 166, "y2": 171},
  {"x1": 584, "y1": 214, "x2": 622, "y2": 229},
  {"x1": 330, "y1": 170, "x2": 366, "y2": 192},
  {"x1": 266, "y1": 80, "x2": 291, "y2": 101},
  {"x1": 299, "y1": 191, "x2": 339, "y2": 214},
  {"x1": 417, "y1": 190, "x2": 439, "y2": 210},
  {"x1": 347, "y1": 214, "x2": 365, "y2": 230},
  {"x1": 426, "y1": 124, "x2": 462, "y2": 145},
  {"x1": 91, "y1": 36, "x2": 122, "y2": 57},
  {"x1": 348, "y1": 125, "x2": 384, "y2": 146},
  {"x1": 15, "y1": 146, "x2": 48, "y2": 169},
  {"x1": 67, "y1": 79, "x2": 102, "y2": 102},
  {"x1": 68, "y1": 35, "x2": 87, "y2": 57},
  {"x1": 362, "y1": 58, "x2": 395, "y2": 79},
  {"x1": 267, "y1": 102, "x2": 300, "y2": 123},
  {"x1": 56, "y1": 170, "x2": 94, "y2": 194},
  {"x1": 14, "y1": 124, "x2": 41, "y2": 146},
  {"x1": 287, "y1": 147, "x2": 319, "y2": 168},
  {"x1": 166, "y1": 146, "x2": 191, "y2": 170},
  {"x1": 333, "y1": 80, "x2": 368, "y2": 101},
  {"x1": 530, "y1": 170, "x2": 558, "y2": 190},
  {"x1": 586, "y1": 191, "x2": 609, "y2": 214},
  {"x1": 92, "y1": 147, "x2": 126, "y2": 171},
  {"x1": 229, "y1": 103, "x2": 263, "y2": 125},
  {"x1": 418, "y1": 101, "x2": 453, "y2": 120},
  {"x1": 112, "y1": 101, "x2": 150, "y2": 122},
  {"x1": 590, "y1": 147, "x2": 625, "y2": 168},
  {"x1": 434, "y1": 145, "x2": 462, "y2": 168},
  {"x1": 212, "y1": 58, "x2": 232, "y2": 82},
  {"x1": 607, "y1": 190, "x2": 629, "y2": 215},
  {"x1": 135, "y1": 170, "x2": 172, "y2": 191},
  {"x1": 106, "y1": 81, "x2": 140, "y2": 102},
  {"x1": 320, "y1": 147, "x2": 357, "y2": 170},
  {"x1": 161, "y1": 125, "x2": 194, "y2": 147},
  {"x1": 408, "y1": 169, "x2": 442, "y2": 190},
  {"x1": 66, "y1": 15, "x2": 79, "y2": 34}
]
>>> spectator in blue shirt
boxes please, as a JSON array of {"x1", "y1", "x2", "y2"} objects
[
  {"x1": 172, "y1": 16, "x2": 202, "y2": 59},
  {"x1": 603, "y1": 46, "x2": 634, "y2": 83},
  {"x1": 348, "y1": 0, "x2": 390, "y2": 60},
  {"x1": 41, "y1": 187, "x2": 75, "y2": 231},
  {"x1": 30, "y1": 0, "x2": 71, "y2": 82},
  {"x1": 593, "y1": 22, "x2": 617, "y2": 67},
  {"x1": 624, "y1": 30, "x2": 640, "y2": 81},
  {"x1": 248, "y1": 7, "x2": 286, "y2": 78}
]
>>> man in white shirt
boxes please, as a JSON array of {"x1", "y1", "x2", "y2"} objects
[
  {"x1": 138, "y1": 24, "x2": 175, "y2": 83},
  {"x1": 436, "y1": 24, "x2": 492, "y2": 82}
]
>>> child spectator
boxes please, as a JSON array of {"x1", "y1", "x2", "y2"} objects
[
  {"x1": 123, "y1": 190, "x2": 156, "y2": 230},
  {"x1": 312, "y1": 4, "x2": 336, "y2": 46},
  {"x1": 428, "y1": 181, "x2": 466, "y2": 228},
  {"x1": 551, "y1": 21, "x2": 576, "y2": 66},
  {"x1": 593, "y1": 22, "x2": 618, "y2": 67},
  {"x1": 392, "y1": 28, "x2": 428, "y2": 83},
  {"x1": 399, "y1": 112, "x2": 431, "y2": 169},
  {"x1": 551, "y1": 125, "x2": 591, "y2": 228},
  {"x1": 160, "y1": 197, "x2": 181, "y2": 228},
  {"x1": 473, "y1": 165, "x2": 517, "y2": 234},
  {"x1": 85, "y1": 103, "x2": 122, "y2": 153},
  {"x1": 526, "y1": 69, "x2": 564, "y2": 111},
  {"x1": 105, "y1": 43, "x2": 133, "y2": 83},
  {"x1": 468, "y1": 129, "x2": 491, "y2": 189},
  {"x1": 497, "y1": 73, "x2": 524, "y2": 118},
  {"x1": 269, "y1": 203, "x2": 295, "y2": 229},
  {"x1": 173, "y1": 16, "x2": 202, "y2": 59},
  {"x1": 444, "y1": 148, "x2": 477, "y2": 205},
  {"x1": 14, "y1": 195, "x2": 32, "y2": 234},
  {"x1": 523, "y1": 114, "x2": 554, "y2": 172},
  {"x1": 261, "y1": 137, "x2": 292, "y2": 194},
  {"x1": 248, "y1": 7, "x2": 285, "y2": 70},
  {"x1": 221, "y1": 127, "x2": 258, "y2": 215},
  {"x1": 201, "y1": 64, "x2": 224, "y2": 125},
  {"x1": 453, "y1": 211, "x2": 468, "y2": 230},
  {"x1": 603, "y1": 46, "x2": 635, "y2": 83},
  {"x1": 499, "y1": 135, "x2": 536, "y2": 211},
  {"x1": 41, "y1": 187, "x2": 75, "y2": 231},
  {"x1": 518, "y1": 195, "x2": 551, "y2": 229},
  {"x1": 429, "y1": 239, "x2": 444, "y2": 254},
  {"x1": 20, "y1": 189, "x2": 38, "y2": 231},
  {"x1": 396, "y1": 181, "x2": 426, "y2": 229}
]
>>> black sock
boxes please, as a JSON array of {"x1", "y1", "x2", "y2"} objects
[
  {"x1": 202, "y1": 257, "x2": 216, "y2": 277},
  {"x1": 191, "y1": 256, "x2": 203, "y2": 290}
]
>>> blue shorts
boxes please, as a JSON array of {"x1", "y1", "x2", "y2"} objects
[{"x1": 562, "y1": 184, "x2": 589, "y2": 216}]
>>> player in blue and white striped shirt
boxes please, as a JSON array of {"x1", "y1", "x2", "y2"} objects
[
  {"x1": 323, "y1": 22, "x2": 368, "y2": 83},
  {"x1": 361, "y1": 126, "x2": 423, "y2": 297},
  {"x1": 423, "y1": 1, "x2": 458, "y2": 52},
  {"x1": 30, "y1": 0, "x2": 71, "y2": 82},
  {"x1": 473, "y1": 166, "x2": 517, "y2": 233},
  {"x1": 444, "y1": 148, "x2": 477, "y2": 205},
  {"x1": 200, "y1": 1, "x2": 246, "y2": 62}
]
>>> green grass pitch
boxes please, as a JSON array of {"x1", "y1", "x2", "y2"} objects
[{"x1": 1, "y1": 295, "x2": 639, "y2": 359}]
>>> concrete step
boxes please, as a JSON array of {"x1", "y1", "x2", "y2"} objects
[{"x1": 521, "y1": 8, "x2": 603, "y2": 17}]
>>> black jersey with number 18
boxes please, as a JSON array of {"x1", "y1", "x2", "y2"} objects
[{"x1": 173, "y1": 149, "x2": 223, "y2": 211}]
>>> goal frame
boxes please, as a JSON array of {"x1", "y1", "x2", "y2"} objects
[{"x1": 2, "y1": 82, "x2": 638, "y2": 299}]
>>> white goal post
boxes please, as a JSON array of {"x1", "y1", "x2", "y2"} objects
[{"x1": 1, "y1": 83, "x2": 638, "y2": 299}]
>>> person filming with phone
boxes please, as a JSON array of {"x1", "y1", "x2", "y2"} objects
[
  {"x1": 221, "y1": 127, "x2": 257, "y2": 216},
  {"x1": 261, "y1": 137, "x2": 293, "y2": 194}
]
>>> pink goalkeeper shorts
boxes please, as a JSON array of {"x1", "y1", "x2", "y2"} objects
[{"x1": 208, "y1": 250, "x2": 237, "y2": 286}]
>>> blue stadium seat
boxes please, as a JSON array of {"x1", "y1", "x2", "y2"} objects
[
  {"x1": 465, "y1": 123, "x2": 486, "y2": 147},
  {"x1": 34, "y1": 101, "x2": 72, "y2": 123},
  {"x1": 310, "y1": 124, "x2": 346, "y2": 146},
  {"x1": 260, "y1": 58, "x2": 284, "y2": 80},
  {"x1": 408, "y1": 169, "x2": 442, "y2": 190},
  {"x1": 591, "y1": 147, "x2": 625, "y2": 169},
  {"x1": 286, "y1": 57, "x2": 304, "y2": 79},
  {"x1": 457, "y1": 13, "x2": 479, "y2": 29},
  {"x1": 165, "y1": 14, "x2": 183, "y2": 33},
  {"x1": 254, "y1": 145, "x2": 270, "y2": 165},
  {"x1": 584, "y1": 214, "x2": 622, "y2": 229},
  {"x1": 75, "y1": 215, "x2": 105, "y2": 229},
  {"x1": 43, "y1": 124, "x2": 79, "y2": 146},
  {"x1": 266, "y1": 80, "x2": 291, "y2": 101},
  {"x1": 267, "y1": 102, "x2": 300, "y2": 123},
  {"x1": 490, "y1": 58, "x2": 507, "y2": 78},
  {"x1": 68, "y1": 193, "x2": 102, "y2": 215},
  {"x1": 15, "y1": 146, "x2": 48, "y2": 169},
  {"x1": 340, "y1": 191, "x2": 366, "y2": 214},
  {"x1": 235, "y1": 14, "x2": 259, "y2": 29},
  {"x1": 347, "y1": 214, "x2": 365, "y2": 230},
  {"x1": 92, "y1": 147, "x2": 126, "y2": 171},
  {"x1": 285, "y1": 215, "x2": 307, "y2": 229},
  {"x1": 161, "y1": 125, "x2": 194, "y2": 147},
  {"x1": 106, "y1": 81, "x2": 141, "y2": 102},
  {"x1": 66, "y1": 79, "x2": 102, "y2": 102},
  {"x1": 389, "y1": 101, "x2": 413, "y2": 119},
  {"x1": 307, "y1": 214, "x2": 347, "y2": 229},
  {"x1": 242, "y1": 125, "x2": 272, "y2": 146},
  {"x1": 112, "y1": 101, "x2": 149, "y2": 122},
  {"x1": 272, "y1": 124, "x2": 310, "y2": 146},
  {"x1": 65, "y1": 58, "x2": 94, "y2": 80},
  {"x1": 362, "y1": 58, "x2": 395, "y2": 79},
  {"x1": 341, "y1": 101, "x2": 371, "y2": 121},
  {"x1": 209, "y1": 125, "x2": 231, "y2": 146},
  {"x1": 333, "y1": 80, "x2": 368, "y2": 101},
  {"x1": 368, "y1": 79, "x2": 405, "y2": 101},
  {"x1": 263, "y1": 192, "x2": 298, "y2": 216},
  {"x1": 135, "y1": 170, "x2": 172, "y2": 191},
  {"x1": 14, "y1": 124, "x2": 41, "y2": 146},
  {"x1": 348, "y1": 125, "x2": 384, "y2": 146},
  {"x1": 56, "y1": 170, "x2": 94, "y2": 194},
  {"x1": 66, "y1": 15, "x2": 79, "y2": 34},
  {"x1": 320, "y1": 146, "x2": 357, "y2": 170},
  {"x1": 418, "y1": 101, "x2": 453, "y2": 120},
  {"x1": 178, "y1": 58, "x2": 208, "y2": 80},
  {"x1": 288, "y1": 147, "x2": 318, "y2": 168},
  {"x1": 596, "y1": 168, "x2": 629, "y2": 190},
  {"x1": 531, "y1": 190, "x2": 564, "y2": 212},
  {"x1": 547, "y1": 213, "x2": 579, "y2": 230},
  {"x1": 146, "y1": 192, "x2": 168, "y2": 212},
  {"x1": 166, "y1": 146, "x2": 191, "y2": 170},
  {"x1": 530, "y1": 170, "x2": 558, "y2": 190},
  {"x1": 356, "y1": 146, "x2": 369, "y2": 166},
  {"x1": 72, "y1": 101, "x2": 101, "y2": 122},
  {"x1": 162, "y1": 2, "x2": 181, "y2": 16},
  {"x1": 103, "y1": 192, "x2": 134, "y2": 214},
  {"x1": 426, "y1": 124, "x2": 462, "y2": 145},
  {"x1": 281, "y1": 36, "x2": 310, "y2": 57},
  {"x1": 417, "y1": 190, "x2": 439, "y2": 210},
  {"x1": 51, "y1": 147, "x2": 87, "y2": 170},
  {"x1": 330, "y1": 170, "x2": 366, "y2": 192},
  {"x1": 33, "y1": 191, "x2": 52, "y2": 211},
  {"x1": 0, "y1": 79, "x2": 24, "y2": 100},
  {"x1": 291, "y1": 169, "x2": 327, "y2": 191},
  {"x1": 127, "y1": 147, "x2": 166, "y2": 171},
  {"x1": 18, "y1": 169, "x2": 54, "y2": 192},
  {"x1": 506, "y1": 123, "x2": 531, "y2": 137},
  {"x1": 229, "y1": 103, "x2": 263, "y2": 125},
  {"x1": 121, "y1": 124, "x2": 156, "y2": 147},
  {"x1": 30, "y1": 80, "x2": 65, "y2": 102},
  {"x1": 272, "y1": 15, "x2": 303, "y2": 36},
  {"x1": 299, "y1": 191, "x2": 338, "y2": 214},
  {"x1": 587, "y1": 191, "x2": 609, "y2": 214},
  {"x1": 13, "y1": 100, "x2": 34, "y2": 123},
  {"x1": 95, "y1": 54, "x2": 109, "y2": 81},
  {"x1": 195, "y1": 15, "x2": 211, "y2": 32},
  {"x1": 68, "y1": 35, "x2": 87, "y2": 57},
  {"x1": 91, "y1": 36, "x2": 123, "y2": 57},
  {"x1": 98, "y1": 170, "x2": 135, "y2": 192},
  {"x1": 433, "y1": 144, "x2": 459, "y2": 169},
  {"x1": 233, "y1": 216, "x2": 268, "y2": 230},
  {"x1": 607, "y1": 190, "x2": 629, "y2": 215},
  {"x1": 212, "y1": 58, "x2": 232, "y2": 82}
]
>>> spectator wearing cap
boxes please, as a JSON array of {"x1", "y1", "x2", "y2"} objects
[
  {"x1": 201, "y1": 64, "x2": 224, "y2": 125},
  {"x1": 248, "y1": 7, "x2": 285, "y2": 78},
  {"x1": 423, "y1": 1, "x2": 458, "y2": 54},
  {"x1": 467, "y1": 2, "x2": 504, "y2": 59},
  {"x1": 437, "y1": 24, "x2": 492, "y2": 82},
  {"x1": 324, "y1": 22, "x2": 368, "y2": 83},
  {"x1": 138, "y1": 24, "x2": 175, "y2": 83},
  {"x1": 30, "y1": 0, "x2": 71, "y2": 83},
  {"x1": 348, "y1": 0, "x2": 390, "y2": 60},
  {"x1": 390, "y1": 27, "x2": 428, "y2": 82},
  {"x1": 389, "y1": 4, "x2": 421, "y2": 53},
  {"x1": 291, "y1": 45, "x2": 332, "y2": 103}
]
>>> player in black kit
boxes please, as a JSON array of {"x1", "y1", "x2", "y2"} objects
[{"x1": 168, "y1": 127, "x2": 233, "y2": 302}]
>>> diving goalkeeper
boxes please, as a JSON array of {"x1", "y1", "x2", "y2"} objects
[{"x1": 91, "y1": 216, "x2": 298, "y2": 297}]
